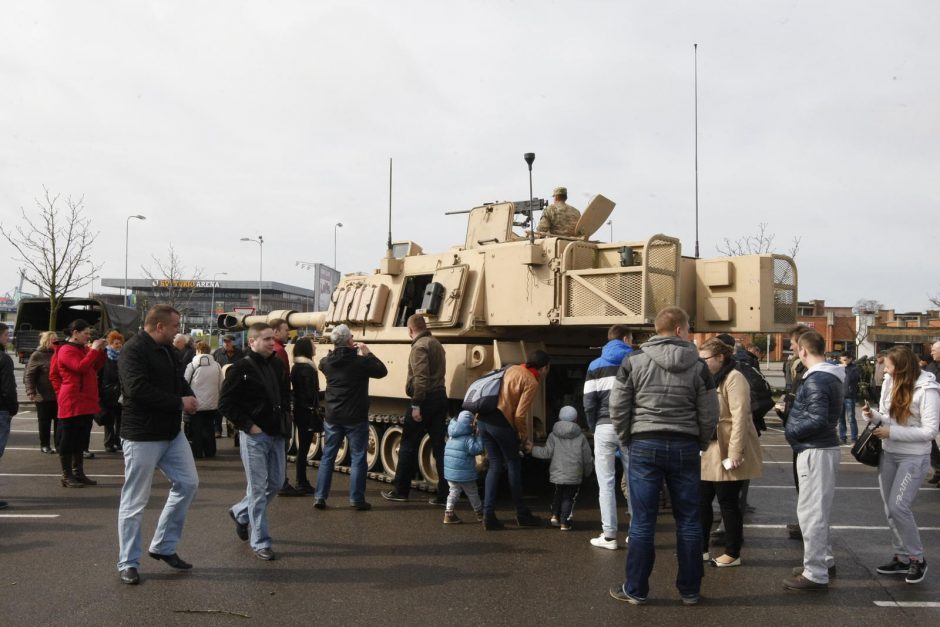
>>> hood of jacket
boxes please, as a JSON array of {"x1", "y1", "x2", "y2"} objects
[
  {"x1": 190, "y1": 353, "x2": 217, "y2": 367},
  {"x1": 915, "y1": 369, "x2": 940, "y2": 392},
  {"x1": 805, "y1": 361, "x2": 846, "y2": 382},
  {"x1": 551, "y1": 419, "x2": 583, "y2": 439},
  {"x1": 641, "y1": 335, "x2": 700, "y2": 374},
  {"x1": 293, "y1": 356, "x2": 314, "y2": 365},
  {"x1": 448, "y1": 416, "x2": 474, "y2": 438},
  {"x1": 599, "y1": 339, "x2": 632, "y2": 367}
]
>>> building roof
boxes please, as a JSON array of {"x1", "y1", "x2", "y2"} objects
[{"x1": 100, "y1": 278, "x2": 315, "y2": 297}]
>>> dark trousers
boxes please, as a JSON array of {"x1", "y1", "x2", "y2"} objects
[
  {"x1": 931, "y1": 440, "x2": 940, "y2": 471},
  {"x1": 186, "y1": 411, "x2": 218, "y2": 458},
  {"x1": 700, "y1": 480, "x2": 745, "y2": 558},
  {"x1": 551, "y1": 483, "x2": 580, "y2": 522},
  {"x1": 100, "y1": 405, "x2": 122, "y2": 450},
  {"x1": 478, "y1": 418, "x2": 529, "y2": 519},
  {"x1": 214, "y1": 413, "x2": 224, "y2": 436},
  {"x1": 295, "y1": 427, "x2": 314, "y2": 486},
  {"x1": 392, "y1": 390, "x2": 448, "y2": 499},
  {"x1": 58, "y1": 415, "x2": 93, "y2": 454},
  {"x1": 36, "y1": 401, "x2": 58, "y2": 449}
]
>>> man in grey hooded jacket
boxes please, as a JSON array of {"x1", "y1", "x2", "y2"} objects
[{"x1": 608, "y1": 307, "x2": 719, "y2": 606}]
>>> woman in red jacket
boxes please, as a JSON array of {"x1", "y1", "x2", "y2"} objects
[{"x1": 55, "y1": 319, "x2": 106, "y2": 487}]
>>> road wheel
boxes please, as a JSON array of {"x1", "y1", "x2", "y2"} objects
[
  {"x1": 418, "y1": 434, "x2": 439, "y2": 484},
  {"x1": 380, "y1": 426, "x2": 403, "y2": 476},
  {"x1": 335, "y1": 436, "x2": 349, "y2": 466},
  {"x1": 306, "y1": 433, "x2": 322, "y2": 466},
  {"x1": 366, "y1": 424, "x2": 380, "y2": 471}
]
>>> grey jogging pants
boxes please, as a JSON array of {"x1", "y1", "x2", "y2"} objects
[
  {"x1": 878, "y1": 450, "x2": 930, "y2": 561},
  {"x1": 796, "y1": 447, "x2": 840, "y2": 584}
]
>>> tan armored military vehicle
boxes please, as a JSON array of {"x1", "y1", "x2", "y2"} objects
[{"x1": 219, "y1": 194, "x2": 797, "y2": 490}]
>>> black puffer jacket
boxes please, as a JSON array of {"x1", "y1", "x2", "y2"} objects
[
  {"x1": 785, "y1": 362, "x2": 844, "y2": 453},
  {"x1": 319, "y1": 346, "x2": 388, "y2": 427},
  {"x1": 842, "y1": 363, "x2": 861, "y2": 399}
]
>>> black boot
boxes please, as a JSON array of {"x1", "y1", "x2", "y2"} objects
[
  {"x1": 72, "y1": 453, "x2": 97, "y2": 486},
  {"x1": 60, "y1": 454, "x2": 84, "y2": 488}
]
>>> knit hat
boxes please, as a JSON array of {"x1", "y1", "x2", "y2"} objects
[
  {"x1": 559, "y1": 406, "x2": 578, "y2": 422},
  {"x1": 716, "y1": 333, "x2": 736, "y2": 348}
]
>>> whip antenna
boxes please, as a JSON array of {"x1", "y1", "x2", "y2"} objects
[{"x1": 524, "y1": 152, "x2": 536, "y2": 244}]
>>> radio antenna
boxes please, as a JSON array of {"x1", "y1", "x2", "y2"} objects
[
  {"x1": 386, "y1": 157, "x2": 393, "y2": 256},
  {"x1": 693, "y1": 43, "x2": 700, "y2": 259},
  {"x1": 524, "y1": 152, "x2": 536, "y2": 244}
]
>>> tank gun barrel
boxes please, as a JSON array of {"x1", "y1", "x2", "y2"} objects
[
  {"x1": 217, "y1": 310, "x2": 326, "y2": 332},
  {"x1": 446, "y1": 198, "x2": 547, "y2": 217}
]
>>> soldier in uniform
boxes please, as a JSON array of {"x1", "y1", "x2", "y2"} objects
[{"x1": 537, "y1": 186, "x2": 582, "y2": 236}]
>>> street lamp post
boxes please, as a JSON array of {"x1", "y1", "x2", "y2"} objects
[
  {"x1": 240, "y1": 235, "x2": 264, "y2": 312},
  {"x1": 208, "y1": 271, "x2": 228, "y2": 337},
  {"x1": 333, "y1": 222, "x2": 343, "y2": 271},
  {"x1": 607, "y1": 219, "x2": 613, "y2": 243},
  {"x1": 124, "y1": 214, "x2": 146, "y2": 307}
]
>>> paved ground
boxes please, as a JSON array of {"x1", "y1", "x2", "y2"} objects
[{"x1": 2, "y1": 390, "x2": 939, "y2": 624}]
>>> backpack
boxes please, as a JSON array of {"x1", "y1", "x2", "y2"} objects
[
  {"x1": 733, "y1": 359, "x2": 774, "y2": 433},
  {"x1": 462, "y1": 366, "x2": 510, "y2": 415}
]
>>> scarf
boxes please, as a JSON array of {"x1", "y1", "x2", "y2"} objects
[
  {"x1": 106, "y1": 346, "x2": 121, "y2": 361},
  {"x1": 714, "y1": 358, "x2": 736, "y2": 387}
]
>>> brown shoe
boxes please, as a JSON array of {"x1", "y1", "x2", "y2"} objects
[
  {"x1": 782, "y1": 574, "x2": 828, "y2": 591},
  {"x1": 443, "y1": 511, "x2": 462, "y2": 524}
]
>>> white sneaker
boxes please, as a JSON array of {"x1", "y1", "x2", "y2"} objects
[
  {"x1": 702, "y1": 552, "x2": 711, "y2": 562},
  {"x1": 590, "y1": 534, "x2": 619, "y2": 550}
]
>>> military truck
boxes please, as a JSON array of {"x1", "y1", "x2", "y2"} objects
[
  {"x1": 13, "y1": 297, "x2": 140, "y2": 363},
  {"x1": 219, "y1": 194, "x2": 797, "y2": 490}
]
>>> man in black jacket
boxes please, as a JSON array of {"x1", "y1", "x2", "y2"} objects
[
  {"x1": 315, "y1": 324, "x2": 387, "y2": 510},
  {"x1": 782, "y1": 330, "x2": 844, "y2": 592},
  {"x1": 0, "y1": 323, "x2": 19, "y2": 511},
  {"x1": 116, "y1": 305, "x2": 199, "y2": 585},
  {"x1": 838, "y1": 353, "x2": 861, "y2": 444},
  {"x1": 220, "y1": 322, "x2": 291, "y2": 561}
]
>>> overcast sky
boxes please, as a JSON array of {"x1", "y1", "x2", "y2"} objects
[{"x1": 2, "y1": 0, "x2": 938, "y2": 313}]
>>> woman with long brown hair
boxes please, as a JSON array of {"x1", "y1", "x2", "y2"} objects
[
  {"x1": 862, "y1": 346, "x2": 940, "y2": 584},
  {"x1": 697, "y1": 337, "x2": 763, "y2": 567}
]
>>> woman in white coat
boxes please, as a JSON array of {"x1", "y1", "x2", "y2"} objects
[{"x1": 863, "y1": 345, "x2": 940, "y2": 585}]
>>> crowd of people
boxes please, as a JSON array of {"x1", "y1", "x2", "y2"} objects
[{"x1": 0, "y1": 307, "x2": 937, "y2": 601}]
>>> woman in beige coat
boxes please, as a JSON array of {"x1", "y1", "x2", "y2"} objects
[{"x1": 698, "y1": 338, "x2": 763, "y2": 567}]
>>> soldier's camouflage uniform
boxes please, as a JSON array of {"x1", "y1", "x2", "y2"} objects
[{"x1": 537, "y1": 202, "x2": 581, "y2": 236}]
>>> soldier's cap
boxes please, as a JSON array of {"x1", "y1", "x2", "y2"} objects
[
  {"x1": 552, "y1": 186, "x2": 567, "y2": 197},
  {"x1": 222, "y1": 334, "x2": 235, "y2": 341}
]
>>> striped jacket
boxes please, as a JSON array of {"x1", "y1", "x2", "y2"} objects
[{"x1": 583, "y1": 340, "x2": 632, "y2": 431}]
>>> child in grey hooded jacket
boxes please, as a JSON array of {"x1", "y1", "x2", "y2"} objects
[{"x1": 529, "y1": 406, "x2": 594, "y2": 530}]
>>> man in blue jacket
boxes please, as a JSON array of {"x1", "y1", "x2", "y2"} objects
[
  {"x1": 838, "y1": 353, "x2": 861, "y2": 444},
  {"x1": 584, "y1": 324, "x2": 632, "y2": 550},
  {"x1": 783, "y1": 330, "x2": 844, "y2": 591}
]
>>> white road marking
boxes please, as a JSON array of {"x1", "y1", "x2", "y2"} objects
[
  {"x1": 0, "y1": 514, "x2": 61, "y2": 518},
  {"x1": 0, "y1": 473, "x2": 125, "y2": 478},
  {"x1": 873, "y1": 601, "x2": 940, "y2": 608},
  {"x1": 763, "y1": 460, "x2": 862, "y2": 465},
  {"x1": 750, "y1": 485, "x2": 880, "y2": 490},
  {"x1": 746, "y1": 524, "x2": 940, "y2": 531}
]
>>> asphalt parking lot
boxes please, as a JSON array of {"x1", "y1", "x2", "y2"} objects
[{"x1": 1, "y1": 405, "x2": 939, "y2": 626}]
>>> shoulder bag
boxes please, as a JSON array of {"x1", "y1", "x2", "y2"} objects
[{"x1": 851, "y1": 421, "x2": 882, "y2": 467}]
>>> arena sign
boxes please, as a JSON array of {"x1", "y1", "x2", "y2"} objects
[{"x1": 152, "y1": 280, "x2": 221, "y2": 289}]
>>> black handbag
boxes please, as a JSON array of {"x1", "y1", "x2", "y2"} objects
[{"x1": 851, "y1": 421, "x2": 882, "y2": 467}]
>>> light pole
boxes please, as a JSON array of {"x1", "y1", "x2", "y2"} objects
[
  {"x1": 240, "y1": 235, "x2": 264, "y2": 312},
  {"x1": 333, "y1": 223, "x2": 343, "y2": 271},
  {"x1": 607, "y1": 219, "x2": 613, "y2": 243},
  {"x1": 208, "y1": 271, "x2": 227, "y2": 337},
  {"x1": 125, "y1": 214, "x2": 146, "y2": 306}
]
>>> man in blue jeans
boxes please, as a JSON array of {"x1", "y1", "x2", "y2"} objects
[
  {"x1": 220, "y1": 322, "x2": 292, "y2": 561},
  {"x1": 838, "y1": 353, "x2": 860, "y2": 444},
  {"x1": 608, "y1": 307, "x2": 718, "y2": 606},
  {"x1": 117, "y1": 305, "x2": 199, "y2": 585},
  {"x1": 0, "y1": 322, "x2": 19, "y2": 510},
  {"x1": 315, "y1": 324, "x2": 387, "y2": 510}
]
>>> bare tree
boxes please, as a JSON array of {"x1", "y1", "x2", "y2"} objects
[
  {"x1": 852, "y1": 298, "x2": 882, "y2": 315},
  {"x1": 716, "y1": 222, "x2": 801, "y2": 258},
  {"x1": 140, "y1": 245, "x2": 204, "y2": 317},
  {"x1": 929, "y1": 292, "x2": 940, "y2": 309},
  {"x1": 1, "y1": 187, "x2": 101, "y2": 330}
]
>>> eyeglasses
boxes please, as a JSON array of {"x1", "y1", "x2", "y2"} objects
[{"x1": 702, "y1": 354, "x2": 719, "y2": 361}]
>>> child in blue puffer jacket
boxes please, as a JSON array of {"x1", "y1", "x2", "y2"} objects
[{"x1": 443, "y1": 411, "x2": 484, "y2": 524}]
